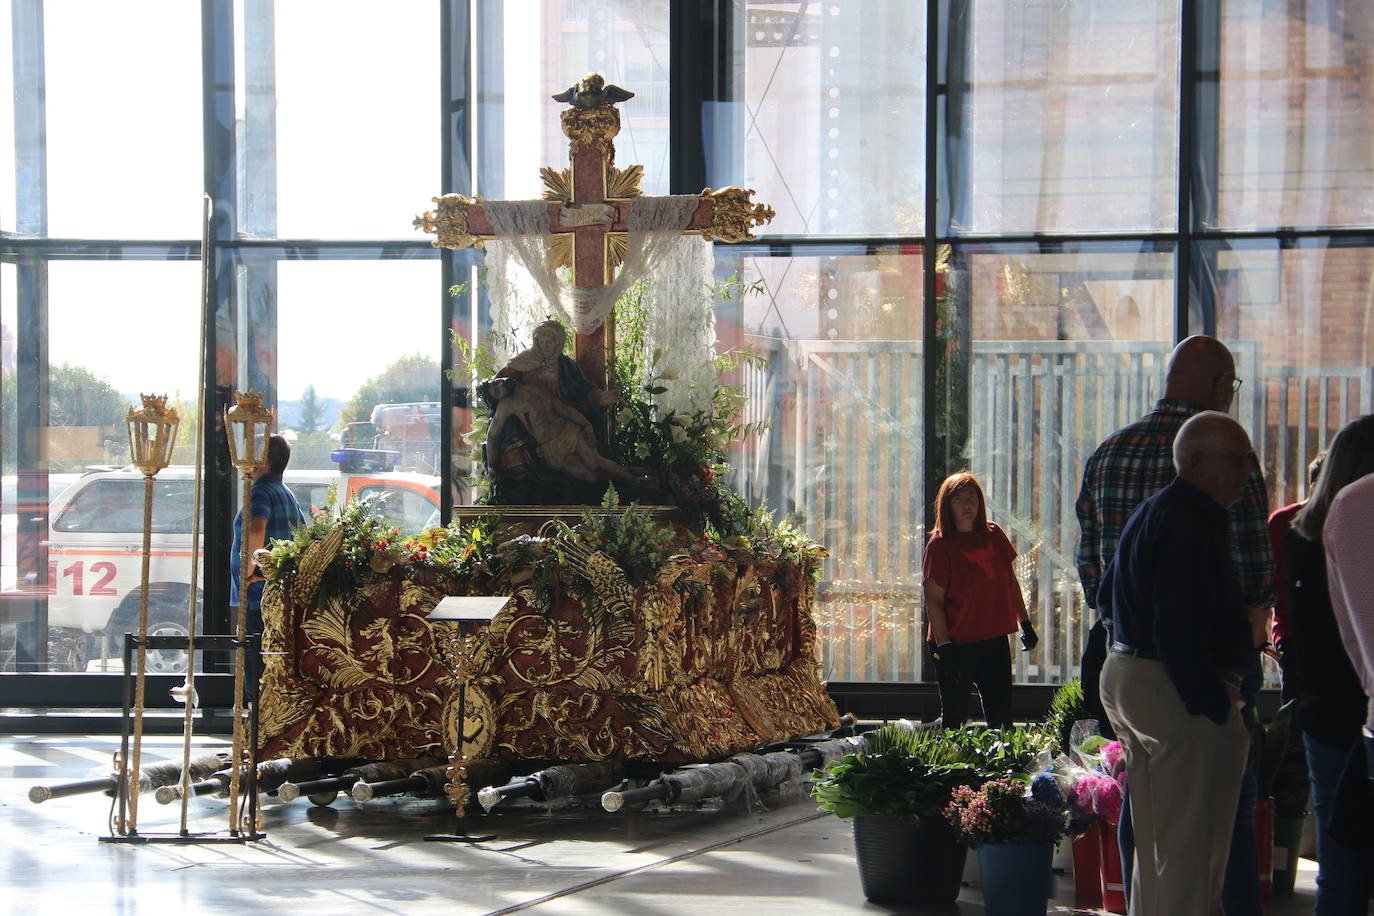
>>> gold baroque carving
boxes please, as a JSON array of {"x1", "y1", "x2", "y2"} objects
[
  {"x1": 606, "y1": 164, "x2": 643, "y2": 199},
  {"x1": 257, "y1": 538, "x2": 841, "y2": 765},
  {"x1": 700, "y1": 187, "x2": 776, "y2": 243},
  {"x1": 551, "y1": 233, "x2": 574, "y2": 272},
  {"x1": 541, "y1": 166, "x2": 572, "y2": 202},
  {"x1": 560, "y1": 104, "x2": 621, "y2": 158},
  {"x1": 413, "y1": 193, "x2": 484, "y2": 250},
  {"x1": 443, "y1": 681, "x2": 496, "y2": 760},
  {"x1": 608, "y1": 232, "x2": 628, "y2": 271}
]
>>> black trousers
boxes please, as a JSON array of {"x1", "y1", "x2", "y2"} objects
[
  {"x1": 1080, "y1": 617, "x2": 1116, "y2": 740},
  {"x1": 933, "y1": 635, "x2": 1013, "y2": 729}
]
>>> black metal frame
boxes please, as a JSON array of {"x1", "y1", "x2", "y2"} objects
[{"x1": 101, "y1": 632, "x2": 263, "y2": 844}]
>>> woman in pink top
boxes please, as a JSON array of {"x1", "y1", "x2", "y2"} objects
[{"x1": 924, "y1": 472, "x2": 1037, "y2": 728}]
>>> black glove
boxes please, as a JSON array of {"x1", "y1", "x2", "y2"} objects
[{"x1": 1019, "y1": 620, "x2": 1039, "y2": 651}]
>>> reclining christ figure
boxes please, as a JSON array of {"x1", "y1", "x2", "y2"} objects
[{"x1": 484, "y1": 376, "x2": 644, "y2": 489}]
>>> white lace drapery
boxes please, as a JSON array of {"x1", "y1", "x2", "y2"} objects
[{"x1": 485, "y1": 195, "x2": 717, "y2": 419}]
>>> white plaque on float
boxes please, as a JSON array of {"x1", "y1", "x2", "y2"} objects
[{"x1": 428, "y1": 596, "x2": 510, "y2": 622}]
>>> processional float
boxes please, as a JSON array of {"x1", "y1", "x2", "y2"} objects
[{"x1": 34, "y1": 75, "x2": 852, "y2": 836}]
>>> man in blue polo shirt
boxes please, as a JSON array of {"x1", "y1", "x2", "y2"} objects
[{"x1": 229, "y1": 434, "x2": 305, "y2": 633}]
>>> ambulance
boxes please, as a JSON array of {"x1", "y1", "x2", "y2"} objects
[{"x1": 42, "y1": 456, "x2": 440, "y2": 672}]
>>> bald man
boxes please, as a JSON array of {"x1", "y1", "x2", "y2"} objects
[
  {"x1": 1076, "y1": 336, "x2": 1274, "y2": 915},
  {"x1": 1098, "y1": 412, "x2": 1258, "y2": 916},
  {"x1": 1078, "y1": 336, "x2": 1275, "y2": 705}
]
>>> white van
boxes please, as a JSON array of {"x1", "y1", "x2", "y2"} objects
[{"x1": 41, "y1": 464, "x2": 440, "y2": 671}]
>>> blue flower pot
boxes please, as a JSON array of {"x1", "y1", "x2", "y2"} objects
[{"x1": 977, "y1": 842, "x2": 1054, "y2": 916}]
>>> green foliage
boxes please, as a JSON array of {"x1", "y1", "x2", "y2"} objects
[
  {"x1": 416, "y1": 513, "x2": 509, "y2": 583},
  {"x1": 948, "y1": 724, "x2": 1055, "y2": 783},
  {"x1": 1253, "y1": 699, "x2": 1310, "y2": 817},
  {"x1": 296, "y1": 384, "x2": 324, "y2": 433},
  {"x1": 606, "y1": 274, "x2": 768, "y2": 480},
  {"x1": 263, "y1": 490, "x2": 415, "y2": 608},
  {"x1": 47, "y1": 363, "x2": 130, "y2": 428},
  {"x1": 343, "y1": 353, "x2": 439, "y2": 425},
  {"x1": 564, "y1": 484, "x2": 676, "y2": 579},
  {"x1": 810, "y1": 724, "x2": 979, "y2": 821},
  {"x1": 1043, "y1": 678, "x2": 1087, "y2": 759},
  {"x1": 2, "y1": 363, "x2": 132, "y2": 468}
]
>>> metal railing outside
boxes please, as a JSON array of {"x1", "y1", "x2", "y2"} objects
[{"x1": 742, "y1": 337, "x2": 1372, "y2": 685}]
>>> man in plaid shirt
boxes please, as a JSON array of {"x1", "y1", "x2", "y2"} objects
[
  {"x1": 1077, "y1": 336, "x2": 1276, "y2": 703},
  {"x1": 1076, "y1": 334, "x2": 1275, "y2": 915}
]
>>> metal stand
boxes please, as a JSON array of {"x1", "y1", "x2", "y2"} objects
[
  {"x1": 423, "y1": 597, "x2": 508, "y2": 843},
  {"x1": 102, "y1": 633, "x2": 265, "y2": 844}
]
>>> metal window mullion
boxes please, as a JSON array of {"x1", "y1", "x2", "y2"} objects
[
  {"x1": 440, "y1": 0, "x2": 474, "y2": 523},
  {"x1": 201, "y1": 0, "x2": 239, "y2": 643},
  {"x1": 12, "y1": 0, "x2": 50, "y2": 669}
]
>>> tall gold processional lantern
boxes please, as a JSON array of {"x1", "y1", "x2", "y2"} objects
[
  {"x1": 118, "y1": 393, "x2": 180, "y2": 836},
  {"x1": 223, "y1": 391, "x2": 273, "y2": 834}
]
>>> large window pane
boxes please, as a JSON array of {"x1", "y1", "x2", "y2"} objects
[
  {"x1": 1211, "y1": 2, "x2": 1374, "y2": 230},
  {"x1": 489, "y1": 0, "x2": 670, "y2": 200},
  {"x1": 3, "y1": 261, "x2": 202, "y2": 673},
  {"x1": 262, "y1": 2, "x2": 439, "y2": 238},
  {"x1": 957, "y1": 243, "x2": 1176, "y2": 684},
  {"x1": 720, "y1": 1, "x2": 926, "y2": 237},
  {"x1": 275, "y1": 259, "x2": 444, "y2": 524},
  {"x1": 949, "y1": 1, "x2": 1180, "y2": 235},
  {"x1": 1, "y1": 262, "x2": 16, "y2": 670},
  {"x1": 0, "y1": 7, "x2": 15, "y2": 233},
  {"x1": 43, "y1": 2, "x2": 202, "y2": 238},
  {"x1": 1209, "y1": 241, "x2": 1374, "y2": 507},
  {"x1": 715, "y1": 246, "x2": 926, "y2": 681}
]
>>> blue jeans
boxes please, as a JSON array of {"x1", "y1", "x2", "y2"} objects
[{"x1": 1304, "y1": 732, "x2": 1374, "y2": 915}]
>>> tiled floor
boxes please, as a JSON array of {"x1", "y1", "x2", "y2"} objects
[{"x1": 2, "y1": 733, "x2": 1322, "y2": 915}]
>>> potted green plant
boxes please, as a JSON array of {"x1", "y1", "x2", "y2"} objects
[
  {"x1": 946, "y1": 776, "x2": 1071, "y2": 916},
  {"x1": 1043, "y1": 677, "x2": 1087, "y2": 759},
  {"x1": 811, "y1": 724, "x2": 977, "y2": 904}
]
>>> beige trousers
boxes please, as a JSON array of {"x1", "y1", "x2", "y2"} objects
[{"x1": 1100, "y1": 652, "x2": 1249, "y2": 916}]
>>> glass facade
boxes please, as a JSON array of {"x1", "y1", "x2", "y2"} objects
[{"x1": 1, "y1": 0, "x2": 1372, "y2": 692}]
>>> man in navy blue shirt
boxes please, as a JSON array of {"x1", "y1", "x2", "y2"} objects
[
  {"x1": 1099, "y1": 412, "x2": 1256, "y2": 916},
  {"x1": 229, "y1": 435, "x2": 305, "y2": 633}
]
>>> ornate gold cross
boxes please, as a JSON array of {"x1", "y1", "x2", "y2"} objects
[{"x1": 415, "y1": 73, "x2": 774, "y2": 387}]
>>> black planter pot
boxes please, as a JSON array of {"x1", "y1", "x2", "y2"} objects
[{"x1": 852, "y1": 813, "x2": 969, "y2": 904}]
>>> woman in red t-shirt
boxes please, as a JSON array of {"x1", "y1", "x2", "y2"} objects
[{"x1": 924, "y1": 472, "x2": 1037, "y2": 728}]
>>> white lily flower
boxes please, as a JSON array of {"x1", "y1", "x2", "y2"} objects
[
  {"x1": 635, "y1": 443, "x2": 650, "y2": 459},
  {"x1": 671, "y1": 425, "x2": 688, "y2": 443}
]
